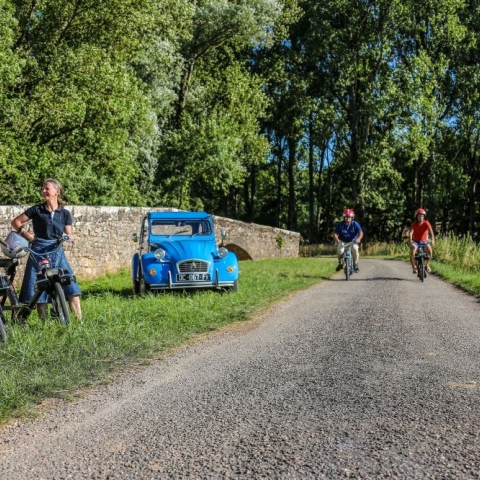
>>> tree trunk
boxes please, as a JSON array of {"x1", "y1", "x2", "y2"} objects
[
  {"x1": 174, "y1": 58, "x2": 195, "y2": 127},
  {"x1": 243, "y1": 165, "x2": 256, "y2": 223},
  {"x1": 316, "y1": 144, "x2": 327, "y2": 242},
  {"x1": 276, "y1": 149, "x2": 283, "y2": 229},
  {"x1": 308, "y1": 119, "x2": 315, "y2": 243},
  {"x1": 287, "y1": 137, "x2": 298, "y2": 231}
]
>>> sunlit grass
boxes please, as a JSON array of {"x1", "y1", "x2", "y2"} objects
[{"x1": 429, "y1": 261, "x2": 480, "y2": 296}]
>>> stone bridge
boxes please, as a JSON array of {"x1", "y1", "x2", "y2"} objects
[{"x1": 0, "y1": 206, "x2": 300, "y2": 280}]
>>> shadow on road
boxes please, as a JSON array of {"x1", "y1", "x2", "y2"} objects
[{"x1": 328, "y1": 276, "x2": 416, "y2": 282}]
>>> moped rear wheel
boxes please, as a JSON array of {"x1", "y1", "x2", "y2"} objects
[
  {"x1": 0, "y1": 307, "x2": 7, "y2": 344},
  {"x1": 8, "y1": 287, "x2": 22, "y2": 324},
  {"x1": 52, "y1": 282, "x2": 70, "y2": 325}
]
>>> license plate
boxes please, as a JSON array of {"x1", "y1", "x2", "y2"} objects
[{"x1": 177, "y1": 273, "x2": 211, "y2": 282}]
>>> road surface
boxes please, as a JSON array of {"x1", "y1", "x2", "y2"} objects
[{"x1": 1, "y1": 259, "x2": 480, "y2": 478}]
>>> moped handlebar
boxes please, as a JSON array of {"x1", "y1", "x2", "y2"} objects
[{"x1": 14, "y1": 235, "x2": 71, "y2": 257}]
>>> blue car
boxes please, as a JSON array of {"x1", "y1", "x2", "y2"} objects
[{"x1": 131, "y1": 211, "x2": 239, "y2": 293}]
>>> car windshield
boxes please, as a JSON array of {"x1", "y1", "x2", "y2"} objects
[{"x1": 150, "y1": 219, "x2": 212, "y2": 236}]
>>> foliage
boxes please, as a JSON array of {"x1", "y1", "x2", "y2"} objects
[{"x1": 1, "y1": 0, "x2": 480, "y2": 244}]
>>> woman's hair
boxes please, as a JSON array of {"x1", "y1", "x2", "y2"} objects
[{"x1": 43, "y1": 178, "x2": 65, "y2": 206}]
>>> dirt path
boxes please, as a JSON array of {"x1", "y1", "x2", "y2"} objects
[{"x1": 1, "y1": 259, "x2": 480, "y2": 478}]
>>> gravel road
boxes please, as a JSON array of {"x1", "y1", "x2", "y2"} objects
[{"x1": 1, "y1": 259, "x2": 480, "y2": 479}]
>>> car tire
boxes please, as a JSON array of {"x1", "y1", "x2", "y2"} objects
[
  {"x1": 139, "y1": 270, "x2": 151, "y2": 295},
  {"x1": 133, "y1": 272, "x2": 140, "y2": 295}
]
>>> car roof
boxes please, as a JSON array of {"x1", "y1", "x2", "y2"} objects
[{"x1": 147, "y1": 211, "x2": 211, "y2": 221}]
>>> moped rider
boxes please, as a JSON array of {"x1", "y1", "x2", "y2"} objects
[
  {"x1": 11, "y1": 178, "x2": 82, "y2": 321},
  {"x1": 409, "y1": 208, "x2": 435, "y2": 274},
  {"x1": 333, "y1": 209, "x2": 363, "y2": 272}
]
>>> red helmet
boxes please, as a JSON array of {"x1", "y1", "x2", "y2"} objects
[
  {"x1": 343, "y1": 209, "x2": 355, "y2": 218},
  {"x1": 415, "y1": 208, "x2": 426, "y2": 217}
]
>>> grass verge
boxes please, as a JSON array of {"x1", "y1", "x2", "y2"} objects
[
  {"x1": 0, "y1": 257, "x2": 336, "y2": 424},
  {"x1": 426, "y1": 262, "x2": 480, "y2": 297}
]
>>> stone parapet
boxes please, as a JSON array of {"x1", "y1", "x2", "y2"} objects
[{"x1": 0, "y1": 206, "x2": 300, "y2": 280}]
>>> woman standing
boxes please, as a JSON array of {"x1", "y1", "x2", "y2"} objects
[{"x1": 11, "y1": 179, "x2": 82, "y2": 321}]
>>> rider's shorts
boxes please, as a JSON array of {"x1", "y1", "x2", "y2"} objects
[{"x1": 411, "y1": 241, "x2": 428, "y2": 248}]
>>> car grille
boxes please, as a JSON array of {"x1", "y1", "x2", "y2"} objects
[{"x1": 178, "y1": 260, "x2": 209, "y2": 273}]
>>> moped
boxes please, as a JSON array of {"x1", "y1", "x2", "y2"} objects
[
  {"x1": 414, "y1": 243, "x2": 430, "y2": 283},
  {"x1": 0, "y1": 235, "x2": 75, "y2": 330},
  {"x1": 341, "y1": 242, "x2": 355, "y2": 281},
  {"x1": 0, "y1": 239, "x2": 23, "y2": 343}
]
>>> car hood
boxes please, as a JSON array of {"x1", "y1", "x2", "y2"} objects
[{"x1": 159, "y1": 239, "x2": 216, "y2": 261}]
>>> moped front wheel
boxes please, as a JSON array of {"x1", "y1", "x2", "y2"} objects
[
  {"x1": 344, "y1": 258, "x2": 350, "y2": 281},
  {"x1": 52, "y1": 282, "x2": 70, "y2": 325},
  {"x1": 418, "y1": 258, "x2": 425, "y2": 282},
  {"x1": 0, "y1": 307, "x2": 7, "y2": 344}
]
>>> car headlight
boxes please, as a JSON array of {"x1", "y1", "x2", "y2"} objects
[
  {"x1": 154, "y1": 248, "x2": 166, "y2": 261},
  {"x1": 218, "y1": 247, "x2": 228, "y2": 258}
]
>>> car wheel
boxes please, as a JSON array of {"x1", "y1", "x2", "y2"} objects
[
  {"x1": 139, "y1": 270, "x2": 151, "y2": 295},
  {"x1": 133, "y1": 277, "x2": 140, "y2": 295}
]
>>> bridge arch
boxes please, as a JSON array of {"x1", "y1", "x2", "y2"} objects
[
  {"x1": 213, "y1": 216, "x2": 300, "y2": 261},
  {"x1": 224, "y1": 243, "x2": 253, "y2": 261}
]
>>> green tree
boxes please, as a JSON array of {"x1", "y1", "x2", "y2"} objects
[
  {"x1": 392, "y1": 0, "x2": 467, "y2": 232},
  {"x1": 0, "y1": 0, "x2": 25, "y2": 202},
  {"x1": 2, "y1": 0, "x2": 161, "y2": 204},
  {"x1": 153, "y1": 0, "x2": 281, "y2": 212}
]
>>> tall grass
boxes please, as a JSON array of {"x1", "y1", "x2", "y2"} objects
[
  {"x1": 0, "y1": 258, "x2": 336, "y2": 424},
  {"x1": 301, "y1": 242, "x2": 407, "y2": 258},
  {"x1": 434, "y1": 234, "x2": 480, "y2": 271},
  {"x1": 300, "y1": 244, "x2": 336, "y2": 256}
]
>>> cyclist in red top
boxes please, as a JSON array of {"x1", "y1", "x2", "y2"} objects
[{"x1": 409, "y1": 208, "x2": 435, "y2": 274}]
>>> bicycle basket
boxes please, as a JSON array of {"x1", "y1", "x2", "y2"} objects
[{"x1": 1, "y1": 231, "x2": 29, "y2": 259}]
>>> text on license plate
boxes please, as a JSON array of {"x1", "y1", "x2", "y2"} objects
[{"x1": 177, "y1": 273, "x2": 211, "y2": 282}]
